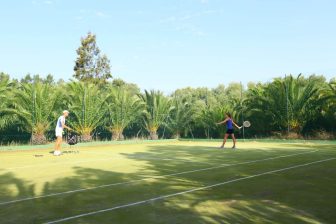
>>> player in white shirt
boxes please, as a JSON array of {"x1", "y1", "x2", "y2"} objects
[{"x1": 54, "y1": 110, "x2": 72, "y2": 156}]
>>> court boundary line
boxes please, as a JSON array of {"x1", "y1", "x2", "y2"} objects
[
  {"x1": 0, "y1": 150, "x2": 317, "y2": 206},
  {"x1": 45, "y1": 157, "x2": 335, "y2": 224}
]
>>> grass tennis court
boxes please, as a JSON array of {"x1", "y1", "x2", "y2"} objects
[{"x1": 1, "y1": 140, "x2": 335, "y2": 224}]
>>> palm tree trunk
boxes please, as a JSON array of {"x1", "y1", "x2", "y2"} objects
[
  {"x1": 81, "y1": 133, "x2": 92, "y2": 142},
  {"x1": 31, "y1": 134, "x2": 47, "y2": 145},
  {"x1": 149, "y1": 131, "x2": 158, "y2": 140},
  {"x1": 112, "y1": 130, "x2": 124, "y2": 141}
]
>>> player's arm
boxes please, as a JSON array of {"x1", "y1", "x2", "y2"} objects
[
  {"x1": 61, "y1": 121, "x2": 72, "y2": 131},
  {"x1": 216, "y1": 118, "x2": 229, "y2": 125},
  {"x1": 232, "y1": 120, "x2": 242, "y2": 129}
]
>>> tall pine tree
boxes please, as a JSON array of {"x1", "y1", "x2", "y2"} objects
[{"x1": 74, "y1": 32, "x2": 112, "y2": 84}]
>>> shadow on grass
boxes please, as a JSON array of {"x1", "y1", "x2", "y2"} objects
[{"x1": 0, "y1": 142, "x2": 335, "y2": 223}]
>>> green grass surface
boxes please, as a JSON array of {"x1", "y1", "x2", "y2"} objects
[{"x1": 0, "y1": 140, "x2": 335, "y2": 224}]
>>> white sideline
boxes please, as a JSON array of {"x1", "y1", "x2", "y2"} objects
[
  {"x1": 0, "y1": 150, "x2": 317, "y2": 206},
  {"x1": 45, "y1": 157, "x2": 336, "y2": 224}
]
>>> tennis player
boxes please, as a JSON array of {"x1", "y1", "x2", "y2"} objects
[
  {"x1": 216, "y1": 113, "x2": 241, "y2": 149},
  {"x1": 54, "y1": 110, "x2": 72, "y2": 156}
]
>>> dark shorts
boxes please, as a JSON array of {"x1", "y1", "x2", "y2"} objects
[{"x1": 226, "y1": 129, "x2": 234, "y2": 134}]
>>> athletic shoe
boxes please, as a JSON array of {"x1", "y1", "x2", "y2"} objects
[{"x1": 53, "y1": 151, "x2": 62, "y2": 156}]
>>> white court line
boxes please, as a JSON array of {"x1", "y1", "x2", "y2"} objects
[
  {"x1": 0, "y1": 150, "x2": 317, "y2": 206},
  {"x1": 45, "y1": 157, "x2": 336, "y2": 224}
]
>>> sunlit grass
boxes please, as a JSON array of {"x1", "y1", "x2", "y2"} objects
[{"x1": 0, "y1": 140, "x2": 335, "y2": 223}]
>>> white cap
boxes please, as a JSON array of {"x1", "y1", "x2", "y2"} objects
[{"x1": 63, "y1": 110, "x2": 69, "y2": 114}]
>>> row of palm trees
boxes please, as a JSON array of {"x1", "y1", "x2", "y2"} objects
[
  {"x1": 0, "y1": 74, "x2": 335, "y2": 144},
  {"x1": 0, "y1": 78, "x2": 175, "y2": 144}
]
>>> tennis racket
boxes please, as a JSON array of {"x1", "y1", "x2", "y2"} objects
[
  {"x1": 239, "y1": 121, "x2": 251, "y2": 129},
  {"x1": 243, "y1": 121, "x2": 251, "y2": 128}
]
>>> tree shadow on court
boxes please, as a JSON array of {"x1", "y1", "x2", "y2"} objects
[
  {"x1": 114, "y1": 143, "x2": 336, "y2": 224},
  {"x1": 0, "y1": 167, "x2": 142, "y2": 223},
  {"x1": 0, "y1": 142, "x2": 335, "y2": 223},
  {"x1": 0, "y1": 172, "x2": 39, "y2": 223},
  {"x1": 0, "y1": 172, "x2": 35, "y2": 201}
]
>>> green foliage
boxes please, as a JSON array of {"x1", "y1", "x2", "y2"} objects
[
  {"x1": 20, "y1": 73, "x2": 56, "y2": 85},
  {"x1": 246, "y1": 74, "x2": 326, "y2": 136},
  {"x1": 140, "y1": 90, "x2": 174, "y2": 139},
  {"x1": 285, "y1": 75, "x2": 322, "y2": 132},
  {"x1": 199, "y1": 105, "x2": 232, "y2": 138},
  {"x1": 66, "y1": 82, "x2": 108, "y2": 141},
  {"x1": 2, "y1": 81, "x2": 60, "y2": 144},
  {"x1": 73, "y1": 32, "x2": 112, "y2": 84},
  {"x1": 168, "y1": 96, "x2": 195, "y2": 138},
  {"x1": 0, "y1": 73, "x2": 14, "y2": 129},
  {"x1": 0, "y1": 72, "x2": 334, "y2": 144},
  {"x1": 105, "y1": 86, "x2": 144, "y2": 140}
]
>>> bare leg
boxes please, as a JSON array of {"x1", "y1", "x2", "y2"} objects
[
  {"x1": 55, "y1": 137, "x2": 59, "y2": 151},
  {"x1": 231, "y1": 134, "x2": 236, "y2": 148},
  {"x1": 58, "y1": 136, "x2": 62, "y2": 151},
  {"x1": 220, "y1": 134, "x2": 229, "y2": 148},
  {"x1": 54, "y1": 136, "x2": 62, "y2": 155}
]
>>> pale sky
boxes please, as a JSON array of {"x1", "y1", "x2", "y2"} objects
[{"x1": 1, "y1": 0, "x2": 335, "y2": 92}]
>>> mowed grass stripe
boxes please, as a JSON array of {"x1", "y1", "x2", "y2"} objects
[
  {"x1": 0, "y1": 141, "x2": 322, "y2": 172},
  {"x1": 0, "y1": 150, "x2": 317, "y2": 206},
  {"x1": 1, "y1": 142, "x2": 315, "y2": 184},
  {"x1": 44, "y1": 158, "x2": 336, "y2": 224},
  {"x1": 0, "y1": 145, "x2": 218, "y2": 170},
  {"x1": 1, "y1": 153, "x2": 322, "y2": 223},
  {"x1": 1, "y1": 141, "x2": 335, "y2": 224},
  {"x1": 82, "y1": 156, "x2": 335, "y2": 224},
  {"x1": 0, "y1": 140, "x2": 313, "y2": 169}
]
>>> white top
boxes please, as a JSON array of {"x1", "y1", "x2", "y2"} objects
[{"x1": 55, "y1": 115, "x2": 65, "y2": 130}]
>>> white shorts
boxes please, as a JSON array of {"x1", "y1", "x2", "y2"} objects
[{"x1": 55, "y1": 128, "x2": 63, "y2": 137}]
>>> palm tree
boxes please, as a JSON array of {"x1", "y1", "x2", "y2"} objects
[
  {"x1": 0, "y1": 74, "x2": 13, "y2": 129},
  {"x1": 3, "y1": 81, "x2": 60, "y2": 144},
  {"x1": 105, "y1": 86, "x2": 143, "y2": 140},
  {"x1": 323, "y1": 80, "x2": 336, "y2": 107},
  {"x1": 66, "y1": 82, "x2": 107, "y2": 142},
  {"x1": 139, "y1": 90, "x2": 173, "y2": 140},
  {"x1": 285, "y1": 75, "x2": 322, "y2": 133},
  {"x1": 246, "y1": 75, "x2": 322, "y2": 135},
  {"x1": 246, "y1": 81, "x2": 288, "y2": 132},
  {"x1": 168, "y1": 97, "x2": 195, "y2": 138},
  {"x1": 319, "y1": 80, "x2": 336, "y2": 132}
]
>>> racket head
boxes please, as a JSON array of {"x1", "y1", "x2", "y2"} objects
[{"x1": 243, "y1": 120, "x2": 251, "y2": 128}]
